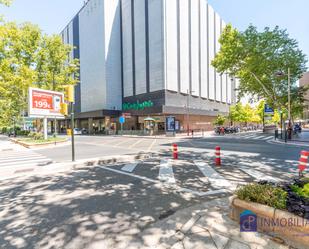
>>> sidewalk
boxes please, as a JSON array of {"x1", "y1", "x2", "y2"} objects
[
  {"x1": 138, "y1": 197, "x2": 290, "y2": 249},
  {"x1": 271, "y1": 130, "x2": 309, "y2": 147}
]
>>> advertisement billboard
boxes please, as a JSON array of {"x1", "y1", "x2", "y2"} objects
[
  {"x1": 28, "y1": 87, "x2": 64, "y2": 118},
  {"x1": 166, "y1": 116, "x2": 176, "y2": 132}
]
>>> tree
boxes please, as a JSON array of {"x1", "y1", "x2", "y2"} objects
[
  {"x1": 0, "y1": 22, "x2": 79, "y2": 127},
  {"x1": 212, "y1": 24, "x2": 307, "y2": 119},
  {"x1": 229, "y1": 102, "x2": 262, "y2": 125},
  {"x1": 0, "y1": 0, "x2": 12, "y2": 6},
  {"x1": 214, "y1": 114, "x2": 226, "y2": 126}
]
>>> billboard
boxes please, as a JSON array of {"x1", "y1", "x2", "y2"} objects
[
  {"x1": 28, "y1": 87, "x2": 64, "y2": 118},
  {"x1": 166, "y1": 116, "x2": 176, "y2": 132}
]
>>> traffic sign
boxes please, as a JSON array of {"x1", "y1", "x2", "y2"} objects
[
  {"x1": 264, "y1": 104, "x2": 274, "y2": 115},
  {"x1": 119, "y1": 116, "x2": 125, "y2": 124}
]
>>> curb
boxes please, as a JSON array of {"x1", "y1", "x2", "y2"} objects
[
  {"x1": 0, "y1": 152, "x2": 154, "y2": 180},
  {"x1": 9, "y1": 138, "x2": 69, "y2": 148},
  {"x1": 267, "y1": 139, "x2": 309, "y2": 147}
]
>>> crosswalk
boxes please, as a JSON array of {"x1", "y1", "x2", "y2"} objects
[
  {"x1": 0, "y1": 141, "x2": 52, "y2": 170},
  {"x1": 222, "y1": 132, "x2": 274, "y2": 141},
  {"x1": 101, "y1": 157, "x2": 281, "y2": 197}
]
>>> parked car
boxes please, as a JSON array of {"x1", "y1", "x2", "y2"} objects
[{"x1": 73, "y1": 128, "x2": 82, "y2": 135}]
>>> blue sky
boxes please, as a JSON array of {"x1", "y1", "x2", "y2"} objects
[{"x1": 1, "y1": 0, "x2": 308, "y2": 67}]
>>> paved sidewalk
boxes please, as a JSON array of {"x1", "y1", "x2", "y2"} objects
[{"x1": 138, "y1": 198, "x2": 290, "y2": 249}]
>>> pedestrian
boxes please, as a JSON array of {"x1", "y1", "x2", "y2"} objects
[{"x1": 220, "y1": 126, "x2": 225, "y2": 135}]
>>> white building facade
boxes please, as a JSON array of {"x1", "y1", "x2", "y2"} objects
[{"x1": 61, "y1": 0, "x2": 236, "y2": 133}]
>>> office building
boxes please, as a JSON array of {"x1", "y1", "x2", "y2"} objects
[{"x1": 60, "y1": 0, "x2": 236, "y2": 134}]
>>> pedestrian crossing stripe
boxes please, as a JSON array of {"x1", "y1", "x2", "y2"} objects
[
  {"x1": 194, "y1": 161, "x2": 233, "y2": 189},
  {"x1": 158, "y1": 159, "x2": 176, "y2": 184},
  {"x1": 121, "y1": 162, "x2": 138, "y2": 172},
  {"x1": 99, "y1": 165, "x2": 229, "y2": 197}
]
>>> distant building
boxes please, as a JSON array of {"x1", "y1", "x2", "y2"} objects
[
  {"x1": 299, "y1": 72, "x2": 309, "y2": 120},
  {"x1": 60, "y1": 0, "x2": 237, "y2": 134}
]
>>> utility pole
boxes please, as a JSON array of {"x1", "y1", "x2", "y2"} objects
[
  {"x1": 288, "y1": 68, "x2": 291, "y2": 122},
  {"x1": 70, "y1": 102, "x2": 75, "y2": 162}
]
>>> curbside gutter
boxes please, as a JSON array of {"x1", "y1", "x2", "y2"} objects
[{"x1": 229, "y1": 196, "x2": 309, "y2": 249}]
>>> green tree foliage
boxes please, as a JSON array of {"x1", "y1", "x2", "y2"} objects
[
  {"x1": 0, "y1": 22, "x2": 79, "y2": 127},
  {"x1": 212, "y1": 24, "x2": 307, "y2": 119},
  {"x1": 229, "y1": 102, "x2": 262, "y2": 124},
  {"x1": 0, "y1": 0, "x2": 12, "y2": 6},
  {"x1": 213, "y1": 114, "x2": 226, "y2": 126}
]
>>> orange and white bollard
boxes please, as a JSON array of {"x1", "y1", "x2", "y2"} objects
[
  {"x1": 173, "y1": 144, "x2": 178, "y2": 160},
  {"x1": 298, "y1": 151, "x2": 309, "y2": 177},
  {"x1": 215, "y1": 146, "x2": 221, "y2": 166}
]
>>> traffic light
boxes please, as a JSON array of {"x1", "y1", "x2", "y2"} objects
[
  {"x1": 64, "y1": 85, "x2": 74, "y2": 103},
  {"x1": 60, "y1": 102, "x2": 68, "y2": 116}
]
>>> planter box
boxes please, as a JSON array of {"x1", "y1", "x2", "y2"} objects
[
  {"x1": 230, "y1": 196, "x2": 309, "y2": 249},
  {"x1": 10, "y1": 138, "x2": 69, "y2": 148}
]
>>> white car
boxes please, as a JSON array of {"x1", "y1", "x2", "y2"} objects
[{"x1": 73, "y1": 128, "x2": 82, "y2": 135}]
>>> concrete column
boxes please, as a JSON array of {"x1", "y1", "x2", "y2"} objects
[
  {"x1": 43, "y1": 117, "x2": 48, "y2": 140},
  {"x1": 105, "y1": 116, "x2": 111, "y2": 130},
  {"x1": 88, "y1": 118, "x2": 93, "y2": 134}
]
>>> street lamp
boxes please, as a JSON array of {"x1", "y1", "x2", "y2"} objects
[{"x1": 276, "y1": 68, "x2": 293, "y2": 140}]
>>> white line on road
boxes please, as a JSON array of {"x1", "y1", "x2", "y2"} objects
[
  {"x1": 252, "y1": 135, "x2": 266, "y2": 140},
  {"x1": 239, "y1": 167, "x2": 280, "y2": 182},
  {"x1": 194, "y1": 161, "x2": 234, "y2": 189},
  {"x1": 121, "y1": 162, "x2": 138, "y2": 172},
  {"x1": 129, "y1": 139, "x2": 144, "y2": 149},
  {"x1": 147, "y1": 138, "x2": 157, "y2": 152},
  {"x1": 158, "y1": 159, "x2": 176, "y2": 184},
  {"x1": 99, "y1": 165, "x2": 229, "y2": 197}
]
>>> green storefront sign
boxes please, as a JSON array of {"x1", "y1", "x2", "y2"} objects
[{"x1": 122, "y1": 100, "x2": 154, "y2": 111}]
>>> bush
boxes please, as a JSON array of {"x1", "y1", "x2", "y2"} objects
[
  {"x1": 1, "y1": 127, "x2": 8, "y2": 134},
  {"x1": 291, "y1": 183, "x2": 309, "y2": 199},
  {"x1": 235, "y1": 183, "x2": 287, "y2": 209},
  {"x1": 28, "y1": 132, "x2": 44, "y2": 140},
  {"x1": 16, "y1": 130, "x2": 30, "y2": 136}
]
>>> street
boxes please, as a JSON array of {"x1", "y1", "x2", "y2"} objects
[{"x1": 0, "y1": 132, "x2": 307, "y2": 248}]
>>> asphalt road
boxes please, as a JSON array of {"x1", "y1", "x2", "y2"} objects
[{"x1": 0, "y1": 132, "x2": 308, "y2": 248}]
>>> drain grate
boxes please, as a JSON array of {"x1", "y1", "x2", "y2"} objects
[{"x1": 158, "y1": 209, "x2": 176, "y2": 220}]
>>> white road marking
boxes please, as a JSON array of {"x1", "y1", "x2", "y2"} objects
[
  {"x1": 121, "y1": 162, "x2": 138, "y2": 172},
  {"x1": 99, "y1": 165, "x2": 229, "y2": 197},
  {"x1": 194, "y1": 161, "x2": 234, "y2": 189},
  {"x1": 242, "y1": 135, "x2": 256, "y2": 139},
  {"x1": 239, "y1": 167, "x2": 280, "y2": 182},
  {"x1": 147, "y1": 139, "x2": 157, "y2": 152},
  {"x1": 158, "y1": 159, "x2": 176, "y2": 184},
  {"x1": 252, "y1": 135, "x2": 266, "y2": 140},
  {"x1": 128, "y1": 139, "x2": 144, "y2": 149}
]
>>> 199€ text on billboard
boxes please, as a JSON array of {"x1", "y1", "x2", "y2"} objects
[{"x1": 28, "y1": 88, "x2": 64, "y2": 118}]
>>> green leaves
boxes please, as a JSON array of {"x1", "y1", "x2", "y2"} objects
[
  {"x1": 229, "y1": 102, "x2": 261, "y2": 124},
  {"x1": 212, "y1": 24, "x2": 307, "y2": 119},
  {"x1": 0, "y1": 0, "x2": 12, "y2": 6},
  {"x1": 0, "y1": 22, "x2": 79, "y2": 127},
  {"x1": 236, "y1": 183, "x2": 287, "y2": 210},
  {"x1": 213, "y1": 114, "x2": 226, "y2": 126}
]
